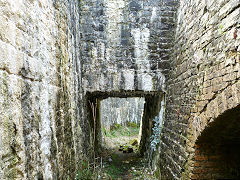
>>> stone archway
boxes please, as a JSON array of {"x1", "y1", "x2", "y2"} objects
[{"x1": 192, "y1": 105, "x2": 240, "y2": 179}]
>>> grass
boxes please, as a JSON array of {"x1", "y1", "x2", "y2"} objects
[
  {"x1": 103, "y1": 123, "x2": 140, "y2": 138},
  {"x1": 75, "y1": 122, "x2": 158, "y2": 180},
  {"x1": 104, "y1": 164, "x2": 125, "y2": 179},
  {"x1": 76, "y1": 159, "x2": 98, "y2": 180}
]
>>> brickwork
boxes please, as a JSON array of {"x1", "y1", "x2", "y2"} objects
[
  {"x1": 192, "y1": 145, "x2": 223, "y2": 179},
  {"x1": 192, "y1": 104, "x2": 240, "y2": 179},
  {"x1": 0, "y1": 0, "x2": 239, "y2": 179},
  {"x1": 161, "y1": 0, "x2": 240, "y2": 179}
]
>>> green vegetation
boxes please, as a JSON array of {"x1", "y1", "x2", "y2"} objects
[
  {"x1": 127, "y1": 121, "x2": 139, "y2": 128},
  {"x1": 112, "y1": 153, "x2": 119, "y2": 162},
  {"x1": 104, "y1": 164, "x2": 125, "y2": 179},
  {"x1": 103, "y1": 123, "x2": 140, "y2": 138},
  {"x1": 76, "y1": 122, "x2": 157, "y2": 179},
  {"x1": 76, "y1": 160, "x2": 96, "y2": 180}
]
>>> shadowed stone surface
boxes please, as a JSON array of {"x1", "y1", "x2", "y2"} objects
[
  {"x1": 0, "y1": 0, "x2": 239, "y2": 179},
  {"x1": 160, "y1": 0, "x2": 240, "y2": 179},
  {"x1": 80, "y1": 0, "x2": 176, "y2": 93},
  {"x1": 0, "y1": 0, "x2": 84, "y2": 179}
]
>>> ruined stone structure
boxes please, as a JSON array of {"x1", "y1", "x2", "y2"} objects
[
  {"x1": 0, "y1": 0, "x2": 239, "y2": 179},
  {"x1": 161, "y1": 0, "x2": 240, "y2": 179},
  {"x1": 0, "y1": 1, "x2": 83, "y2": 179}
]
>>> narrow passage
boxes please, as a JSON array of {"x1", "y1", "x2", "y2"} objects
[
  {"x1": 98, "y1": 97, "x2": 157, "y2": 179},
  {"x1": 99, "y1": 123, "x2": 156, "y2": 179}
]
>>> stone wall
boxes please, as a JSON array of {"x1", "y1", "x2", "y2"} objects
[
  {"x1": 0, "y1": 0, "x2": 86, "y2": 179},
  {"x1": 100, "y1": 97, "x2": 145, "y2": 130},
  {"x1": 161, "y1": 0, "x2": 240, "y2": 179},
  {"x1": 80, "y1": 0, "x2": 177, "y2": 171},
  {"x1": 0, "y1": 0, "x2": 178, "y2": 178},
  {"x1": 3, "y1": 0, "x2": 239, "y2": 179},
  {"x1": 190, "y1": 103, "x2": 240, "y2": 179},
  {"x1": 80, "y1": 0, "x2": 177, "y2": 94}
]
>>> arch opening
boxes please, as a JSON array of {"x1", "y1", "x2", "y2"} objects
[{"x1": 193, "y1": 105, "x2": 240, "y2": 179}]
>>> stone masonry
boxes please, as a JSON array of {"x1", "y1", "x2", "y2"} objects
[
  {"x1": 0, "y1": 0, "x2": 177, "y2": 179},
  {"x1": 80, "y1": 0, "x2": 175, "y2": 93},
  {"x1": 0, "y1": 0, "x2": 239, "y2": 179},
  {"x1": 0, "y1": 0, "x2": 85, "y2": 179},
  {"x1": 160, "y1": 0, "x2": 240, "y2": 179}
]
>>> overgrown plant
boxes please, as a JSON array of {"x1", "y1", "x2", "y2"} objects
[
  {"x1": 75, "y1": 99, "x2": 104, "y2": 180},
  {"x1": 103, "y1": 124, "x2": 140, "y2": 138},
  {"x1": 76, "y1": 157, "x2": 104, "y2": 180},
  {"x1": 148, "y1": 99, "x2": 165, "y2": 179},
  {"x1": 76, "y1": 160, "x2": 93, "y2": 179},
  {"x1": 89, "y1": 100, "x2": 98, "y2": 178}
]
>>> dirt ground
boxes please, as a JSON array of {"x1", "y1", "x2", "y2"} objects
[{"x1": 99, "y1": 135, "x2": 157, "y2": 180}]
